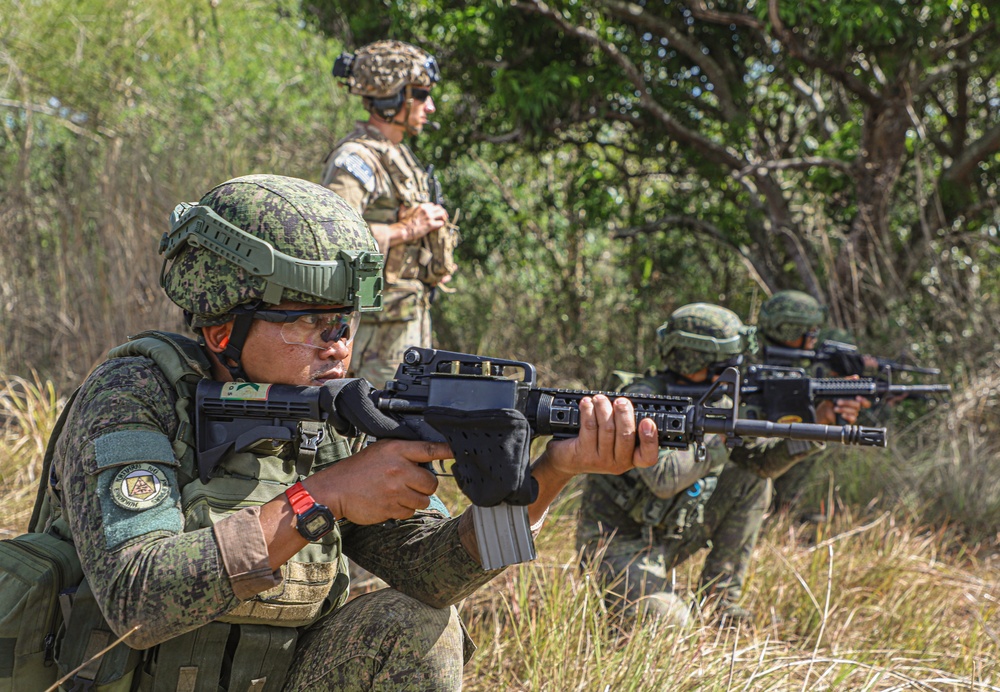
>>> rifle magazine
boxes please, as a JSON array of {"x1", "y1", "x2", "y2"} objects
[{"x1": 471, "y1": 503, "x2": 536, "y2": 570}]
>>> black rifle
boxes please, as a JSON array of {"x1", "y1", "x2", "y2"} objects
[
  {"x1": 651, "y1": 364, "x2": 951, "y2": 424},
  {"x1": 762, "y1": 339, "x2": 941, "y2": 377},
  {"x1": 426, "y1": 164, "x2": 442, "y2": 205},
  {"x1": 195, "y1": 349, "x2": 886, "y2": 570}
]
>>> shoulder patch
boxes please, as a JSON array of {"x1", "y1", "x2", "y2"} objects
[
  {"x1": 110, "y1": 463, "x2": 171, "y2": 510},
  {"x1": 94, "y1": 429, "x2": 177, "y2": 470},
  {"x1": 333, "y1": 152, "x2": 376, "y2": 192}
]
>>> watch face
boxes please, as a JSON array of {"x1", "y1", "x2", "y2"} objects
[{"x1": 299, "y1": 506, "x2": 334, "y2": 540}]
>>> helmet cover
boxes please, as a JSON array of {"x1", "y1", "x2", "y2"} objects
[
  {"x1": 657, "y1": 303, "x2": 755, "y2": 375},
  {"x1": 757, "y1": 290, "x2": 827, "y2": 343},
  {"x1": 160, "y1": 175, "x2": 382, "y2": 327},
  {"x1": 336, "y1": 40, "x2": 440, "y2": 100}
]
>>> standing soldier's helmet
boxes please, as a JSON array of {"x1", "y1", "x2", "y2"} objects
[
  {"x1": 159, "y1": 174, "x2": 385, "y2": 379},
  {"x1": 333, "y1": 40, "x2": 440, "y2": 119},
  {"x1": 757, "y1": 290, "x2": 827, "y2": 344},
  {"x1": 657, "y1": 303, "x2": 756, "y2": 376}
]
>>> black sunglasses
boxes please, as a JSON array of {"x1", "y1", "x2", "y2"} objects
[{"x1": 410, "y1": 87, "x2": 432, "y2": 102}]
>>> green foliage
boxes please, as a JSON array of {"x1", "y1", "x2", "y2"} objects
[{"x1": 0, "y1": 0, "x2": 356, "y2": 383}]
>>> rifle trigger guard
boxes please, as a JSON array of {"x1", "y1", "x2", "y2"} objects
[{"x1": 695, "y1": 441, "x2": 707, "y2": 462}]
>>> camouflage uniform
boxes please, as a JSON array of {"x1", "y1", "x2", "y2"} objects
[
  {"x1": 38, "y1": 176, "x2": 494, "y2": 690},
  {"x1": 323, "y1": 40, "x2": 455, "y2": 388},
  {"x1": 576, "y1": 371, "x2": 794, "y2": 621},
  {"x1": 322, "y1": 121, "x2": 434, "y2": 388},
  {"x1": 577, "y1": 304, "x2": 799, "y2": 623}
]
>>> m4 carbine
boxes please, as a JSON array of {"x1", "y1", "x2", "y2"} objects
[
  {"x1": 195, "y1": 348, "x2": 886, "y2": 570},
  {"x1": 763, "y1": 339, "x2": 941, "y2": 377},
  {"x1": 653, "y1": 364, "x2": 951, "y2": 424}
]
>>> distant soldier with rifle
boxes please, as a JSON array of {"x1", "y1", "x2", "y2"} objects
[
  {"x1": 576, "y1": 304, "x2": 870, "y2": 626},
  {"x1": 757, "y1": 290, "x2": 874, "y2": 516},
  {"x1": 757, "y1": 291, "x2": 948, "y2": 517},
  {"x1": 322, "y1": 39, "x2": 459, "y2": 387},
  {"x1": 7, "y1": 175, "x2": 659, "y2": 691}
]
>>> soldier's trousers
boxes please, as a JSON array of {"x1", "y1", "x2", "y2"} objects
[
  {"x1": 588, "y1": 462, "x2": 772, "y2": 616},
  {"x1": 771, "y1": 456, "x2": 818, "y2": 510},
  {"x1": 283, "y1": 589, "x2": 467, "y2": 691}
]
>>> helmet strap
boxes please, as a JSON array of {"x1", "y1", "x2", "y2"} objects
[
  {"x1": 219, "y1": 310, "x2": 256, "y2": 381},
  {"x1": 401, "y1": 85, "x2": 419, "y2": 137}
]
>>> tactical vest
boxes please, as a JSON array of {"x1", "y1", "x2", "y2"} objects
[
  {"x1": 34, "y1": 331, "x2": 350, "y2": 691},
  {"x1": 326, "y1": 130, "x2": 458, "y2": 287},
  {"x1": 592, "y1": 370, "x2": 730, "y2": 542},
  {"x1": 593, "y1": 461, "x2": 721, "y2": 542}
]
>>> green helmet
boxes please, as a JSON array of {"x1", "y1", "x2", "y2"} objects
[
  {"x1": 757, "y1": 290, "x2": 827, "y2": 343},
  {"x1": 333, "y1": 40, "x2": 440, "y2": 118},
  {"x1": 159, "y1": 175, "x2": 384, "y2": 378},
  {"x1": 656, "y1": 303, "x2": 756, "y2": 375}
]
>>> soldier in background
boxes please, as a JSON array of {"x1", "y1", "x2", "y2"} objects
[
  {"x1": 757, "y1": 291, "x2": 872, "y2": 517},
  {"x1": 576, "y1": 304, "x2": 866, "y2": 626},
  {"x1": 323, "y1": 39, "x2": 458, "y2": 387}
]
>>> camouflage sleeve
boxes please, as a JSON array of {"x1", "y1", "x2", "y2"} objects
[
  {"x1": 54, "y1": 357, "x2": 269, "y2": 649},
  {"x1": 343, "y1": 510, "x2": 502, "y2": 609},
  {"x1": 727, "y1": 437, "x2": 820, "y2": 479},
  {"x1": 322, "y1": 144, "x2": 378, "y2": 214},
  {"x1": 635, "y1": 434, "x2": 729, "y2": 498}
]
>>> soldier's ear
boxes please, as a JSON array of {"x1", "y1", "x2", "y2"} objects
[{"x1": 202, "y1": 322, "x2": 234, "y2": 354}]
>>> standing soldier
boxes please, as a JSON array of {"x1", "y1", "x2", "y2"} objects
[{"x1": 323, "y1": 40, "x2": 458, "y2": 387}]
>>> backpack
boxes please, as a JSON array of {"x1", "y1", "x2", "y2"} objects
[{"x1": 0, "y1": 389, "x2": 83, "y2": 691}]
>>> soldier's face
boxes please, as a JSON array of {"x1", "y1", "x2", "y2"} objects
[
  {"x1": 396, "y1": 88, "x2": 435, "y2": 133},
  {"x1": 238, "y1": 301, "x2": 354, "y2": 386},
  {"x1": 783, "y1": 326, "x2": 820, "y2": 350}
]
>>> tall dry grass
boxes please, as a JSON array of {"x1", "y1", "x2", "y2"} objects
[
  {"x1": 456, "y1": 489, "x2": 999, "y2": 691},
  {"x1": 0, "y1": 372, "x2": 64, "y2": 534}
]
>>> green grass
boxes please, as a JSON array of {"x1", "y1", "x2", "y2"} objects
[{"x1": 2, "y1": 374, "x2": 997, "y2": 689}]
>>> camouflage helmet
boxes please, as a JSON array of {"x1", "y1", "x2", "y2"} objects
[
  {"x1": 333, "y1": 40, "x2": 440, "y2": 117},
  {"x1": 757, "y1": 290, "x2": 827, "y2": 343},
  {"x1": 656, "y1": 303, "x2": 756, "y2": 375},
  {"x1": 159, "y1": 174, "x2": 384, "y2": 328}
]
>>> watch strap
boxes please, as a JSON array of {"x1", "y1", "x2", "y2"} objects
[{"x1": 286, "y1": 481, "x2": 316, "y2": 515}]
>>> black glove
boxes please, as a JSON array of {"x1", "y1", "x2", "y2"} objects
[{"x1": 320, "y1": 378, "x2": 422, "y2": 440}]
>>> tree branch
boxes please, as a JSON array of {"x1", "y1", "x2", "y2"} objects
[
  {"x1": 0, "y1": 98, "x2": 113, "y2": 142},
  {"x1": 736, "y1": 156, "x2": 853, "y2": 179},
  {"x1": 687, "y1": 0, "x2": 767, "y2": 32},
  {"x1": 766, "y1": 0, "x2": 883, "y2": 108},
  {"x1": 515, "y1": 0, "x2": 744, "y2": 170},
  {"x1": 943, "y1": 124, "x2": 1000, "y2": 185},
  {"x1": 927, "y1": 21, "x2": 996, "y2": 61},
  {"x1": 596, "y1": 0, "x2": 738, "y2": 120},
  {"x1": 613, "y1": 215, "x2": 773, "y2": 291}
]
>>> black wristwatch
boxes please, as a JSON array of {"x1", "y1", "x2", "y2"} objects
[{"x1": 285, "y1": 481, "x2": 336, "y2": 541}]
